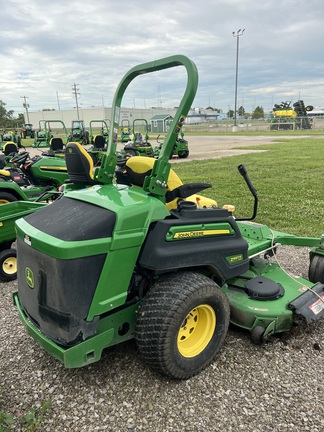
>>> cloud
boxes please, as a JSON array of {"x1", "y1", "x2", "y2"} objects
[{"x1": 1, "y1": 0, "x2": 324, "y2": 115}]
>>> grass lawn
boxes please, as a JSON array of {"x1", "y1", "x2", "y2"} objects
[
  {"x1": 19, "y1": 135, "x2": 324, "y2": 237},
  {"x1": 171, "y1": 137, "x2": 324, "y2": 237}
]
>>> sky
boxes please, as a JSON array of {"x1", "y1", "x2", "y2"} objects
[{"x1": 2, "y1": 0, "x2": 324, "y2": 117}]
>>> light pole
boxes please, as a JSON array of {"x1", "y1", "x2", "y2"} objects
[
  {"x1": 72, "y1": 83, "x2": 80, "y2": 119},
  {"x1": 232, "y1": 29, "x2": 245, "y2": 129},
  {"x1": 21, "y1": 95, "x2": 30, "y2": 123}
]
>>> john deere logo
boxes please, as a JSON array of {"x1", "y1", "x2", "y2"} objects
[{"x1": 26, "y1": 268, "x2": 34, "y2": 289}]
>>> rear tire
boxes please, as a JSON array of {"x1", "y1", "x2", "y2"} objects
[
  {"x1": 135, "y1": 271, "x2": 230, "y2": 379},
  {"x1": 0, "y1": 192, "x2": 18, "y2": 205},
  {"x1": 0, "y1": 249, "x2": 17, "y2": 282},
  {"x1": 178, "y1": 150, "x2": 189, "y2": 159},
  {"x1": 0, "y1": 241, "x2": 13, "y2": 252}
]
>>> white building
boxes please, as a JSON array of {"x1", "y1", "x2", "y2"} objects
[{"x1": 26, "y1": 107, "x2": 218, "y2": 130}]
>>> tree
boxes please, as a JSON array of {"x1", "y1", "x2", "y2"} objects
[
  {"x1": 0, "y1": 100, "x2": 8, "y2": 123},
  {"x1": 252, "y1": 106, "x2": 264, "y2": 119},
  {"x1": 16, "y1": 113, "x2": 25, "y2": 124},
  {"x1": 0, "y1": 100, "x2": 23, "y2": 129},
  {"x1": 227, "y1": 109, "x2": 234, "y2": 119},
  {"x1": 238, "y1": 106, "x2": 245, "y2": 116}
]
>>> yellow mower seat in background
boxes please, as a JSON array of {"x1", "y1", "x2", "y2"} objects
[
  {"x1": 125, "y1": 156, "x2": 218, "y2": 211},
  {"x1": 0, "y1": 169, "x2": 10, "y2": 177}
]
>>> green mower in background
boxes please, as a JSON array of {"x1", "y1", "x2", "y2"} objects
[
  {"x1": 20, "y1": 124, "x2": 35, "y2": 139},
  {"x1": 0, "y1": 198, "x2": 58, "y2": 282},
  {"x1": 68, "y1": 120, "x2": 90, "y2": 145},
  {"x1": 154, "y1": 128, "x2": 189, "y2": 159},
  {"x1": 0, "y1": 129, "x2": 22, "y2": 150},
  {"x1": 32, "y1": 120, "x2": 68, "y2": 153},
  {"x1": 14, "y1": 55, "x2": 324, "y2": 380},
  {"x1": 121, "y1": 118, "x2": 154, "y2": 157},
  {"x1": 0, "y1": 150, "x2": 68, "y2": 204},
  {"x1": 89, "y1": 120, "x2": 110, "y2": 147},
  {"x1": 120, "y1": 119, "x2": 131, "y2": 142},
  {"x1": 33, "y1": 121, "x2": 49, "y2": 148}
]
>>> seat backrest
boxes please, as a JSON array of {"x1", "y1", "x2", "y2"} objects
[
  {"x1": 93, "y1": 135, "x2": 106, "y2": 149},
  {"x1": 65, "y1": 142, "x2": 97, "y2": 184},
  {"x1": 135, "y1": 133, "x2": 143, "y2": 144},
  {"x1": 3, "y1": 141, "x2": 18, "y2": 156},
  {"x1": 50, "y1": 137, "x2": 64, "y2": 152},
  {"x1": 125, "y1": 156, "x2": 217, "y2": 210},
  {"x1": 125, "y1": 156, "x2": 183, "y2": 209}
]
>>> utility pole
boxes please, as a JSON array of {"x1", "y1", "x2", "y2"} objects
[
  {"x1": 56, "y1": 91, "x2": 61, "y2": 110},
  {"x1": 232, "y1": 29, "x2": 245, "y2": 130},
  {"x1": 72, "y1": 83, "x2": 80, "y2": 119},
  {"x1": 21, "y1": 96, "x2": 30, "y2": 123}
]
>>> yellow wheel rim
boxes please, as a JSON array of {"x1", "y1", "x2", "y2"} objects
[
  {"x1": 0, "y1": 199, "x2": 10, "y2": 205},
  {"x1": 177, "y1": 304, "x2": 216, "y2": 358},
  {"x1": 2, "y1": 256, "x2": 17, "y2": 275}
]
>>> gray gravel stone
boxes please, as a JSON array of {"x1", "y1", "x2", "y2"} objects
[{"x1": 0, "y1": 245, "x2": 323, "y2": 431}]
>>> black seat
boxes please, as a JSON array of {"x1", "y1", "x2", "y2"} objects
[
  {"x1": 3, "y1": 142, "x2": 18, "y2": 156},
  {"x1": 50, "y1": 137, "x2": 65, "y2": 153},
  {"x1": 135, "y1": 133, "x2": 143, "y2": 144},
  {"x1": 93, "y1": 135, "x2": 106, "y2": 149},
  {"x1": 65, "y1": 142, "x2": 99, "y2": 184}
]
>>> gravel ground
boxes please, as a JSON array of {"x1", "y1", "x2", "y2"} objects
[{"x1": 0, "y1": 245, "x2": 323, "y2": 432}]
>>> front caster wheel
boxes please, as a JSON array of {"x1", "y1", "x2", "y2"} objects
[
  {"x1": 250, "y1": 326, "x2": 265, "y2": 345},
  {"x1": 0, "y1": 249, "x2": 17, "y2": 282},
  {"x1": 135, "y1": 271, "x2": 230, "y2": 379},
  {"x1": 309, "y1": 254, "x2": 324, "y2": 284}
]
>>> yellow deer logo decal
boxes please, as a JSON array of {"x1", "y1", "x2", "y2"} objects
[{"x1": 25, "y1": 267, "x2": 34, "y2": 289}]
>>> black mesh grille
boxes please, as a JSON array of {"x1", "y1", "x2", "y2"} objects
[{"x1": 17, "y1": 237, "x2": 106, "y2": 345}]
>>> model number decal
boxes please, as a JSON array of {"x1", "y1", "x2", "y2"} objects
[
  {"x1": 309, "y1": 296, "x2": 324, "y2": 315},
  {"x1": 226, "y1": 254, "x2": 244, "y2": 264}
]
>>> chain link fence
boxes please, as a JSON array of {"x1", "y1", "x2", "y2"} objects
[{"x1": 183, "y1": 117, "x2": 324, "y2": 133}]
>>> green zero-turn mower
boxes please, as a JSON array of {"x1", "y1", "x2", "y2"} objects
[
  {"x1": 153, "y1": 128, "x2": 189, "y2": 159},
  {"x1": 88, "y1": 120, "x2": 110, "y2": 165},
  {"x1": 68, "y1": 120, "x2": 90, "y2": 145},
  {"x1": 0, "y1": 199, "x2": 57, "y2": 282},
  {"x1": 121, "y1": 118, "x2": 154, "y2": 157},
  {"x1": 33, "y1": 120, "x2": 69, "y2": 153},
  {"x1": 120, "y1": 119, "x2": 131, "y2": 143},
  {"x1": 89, "y1": 120, "x2": 110, "y2": 146},
  {"x1": 14, "y1": 55, "x2": 324, "y2": 380},
  {"x1": 0, "y1": 129, "x2": 22, "y2": 150},
  {"x1": 0, "y1": 150, "x2": 68, "y2": 204}
]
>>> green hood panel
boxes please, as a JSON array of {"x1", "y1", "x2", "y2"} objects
[{"x1": 15, "y1": 184, "x2": 169, "y2": 259}]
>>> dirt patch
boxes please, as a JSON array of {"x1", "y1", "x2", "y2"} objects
[
  {"x1": 27, "y1": 134, "x2": 323, "y2": 162},
  {"x1": 169, "y1": 134, "x2": 324, "y2": 162}
]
